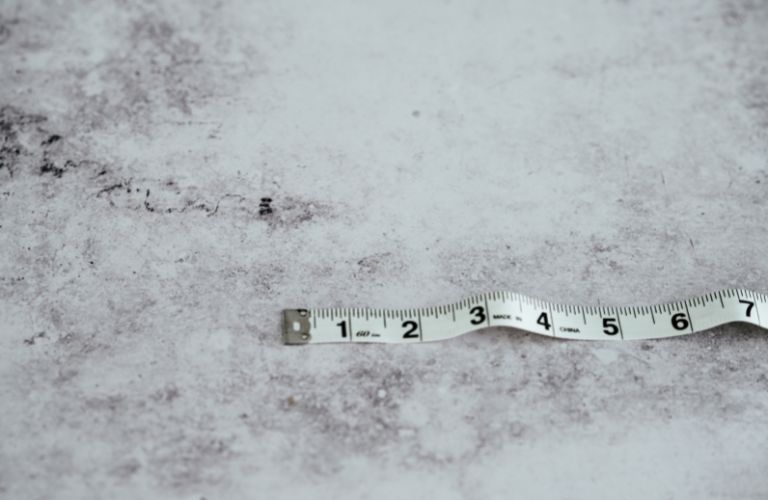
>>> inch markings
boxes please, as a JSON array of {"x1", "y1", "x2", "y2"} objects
[{"x1": 283, "y1": 288, "x2": 768, "y2": 345}]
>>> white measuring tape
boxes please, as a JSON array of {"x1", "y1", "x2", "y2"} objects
[{"x1": 283, "y1": 289, "x2": 767, "y2": 344}]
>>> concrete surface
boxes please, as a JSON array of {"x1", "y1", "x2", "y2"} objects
[{"x1": 1, "y1": 1, "x2": 767, "y2": 499}]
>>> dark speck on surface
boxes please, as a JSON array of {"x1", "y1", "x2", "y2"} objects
[{"x1": 41, "y1": 134, "x2": 62, "y2": 146}]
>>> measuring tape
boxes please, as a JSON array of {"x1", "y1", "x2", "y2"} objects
[{"x1": 283, "y1": 289, "x2": 767, "y2": 344}]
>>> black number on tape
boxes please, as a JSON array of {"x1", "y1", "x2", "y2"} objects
[
  {"x1": 602, "y1": 317, "x2": 620, "y2": 336},
  {"x1": 470, "y1": 306, "x2": 486, "y2": 325},
  {"x1": 739, "y1": 299, "x2": 755, "y2": 318},
  {"x1": 402, "y1": 320, "x2": 419, "y2": 339},
  {"x1": 536, "y1": 312, "x2": 551, "y2": 330},
  {"x1": 337, "y1": 320, "x2": 347, "y2": 338},
  {"x1": 671, "y1": 312, "x2": 689, "y2": 331}
]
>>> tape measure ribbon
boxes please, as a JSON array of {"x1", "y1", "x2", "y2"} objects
[{"x1": 283, "y1": 289, "x2": 766, "y2": 345}]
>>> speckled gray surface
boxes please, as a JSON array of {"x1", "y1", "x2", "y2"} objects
[{"x1": 1, "y1": 1, "x2": 767, "y2": 499}]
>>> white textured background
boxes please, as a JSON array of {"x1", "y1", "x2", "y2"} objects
[{"x1": 1, "y1": 1, "x2": 767, "y2": 499}]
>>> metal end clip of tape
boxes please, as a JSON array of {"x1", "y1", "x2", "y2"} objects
[{"x1": 283, "y1": 309, "x2": 311, "y2": 345}]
